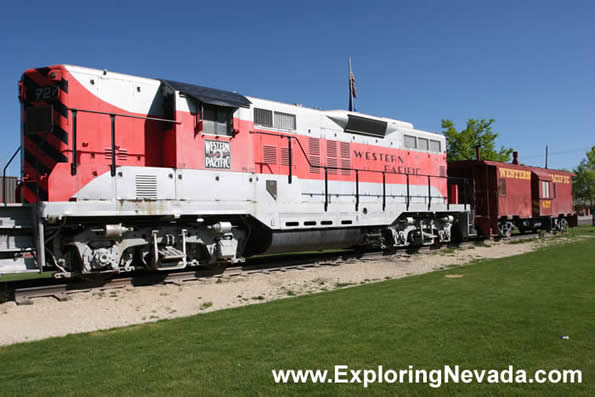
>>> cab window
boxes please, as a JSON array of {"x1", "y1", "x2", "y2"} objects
[{"x1": 203, "y1": 104, "x2": 233, "y2": 136}]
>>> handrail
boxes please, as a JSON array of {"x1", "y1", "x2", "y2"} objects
[
  {"x1": 382, "y1": 172, "x2": 386, "y2": 211},
  {"x1": 70, "y1": 109, "x2": 77, "y2": 175},
  {"x1": 355, "y1": 170, "x2": 359, "y2": 211},
  {"x1": 406, "y1": 173, "x2": 410, "y2": 210},
  {"x1": 324, "y1": 168, "x2": 328, "y2": 211},
  {"x1": 69, "y1": 107, "x2": 180, "y2": 176},
  {"x1": 251, "y1": 129, "x2": 472, "y2": 211},
  {"x1": 3, "y1": 146, "x2": 21, "y2": 204},
  {"x1": 428, "y1": 176, "x2": 432, "y2": 210},
  {"x1": 110, "y1": 114, "x2": 116, "y2": 176},
  {"x1": 68, "y1": 108, "x2": 181, "y2": 124},
  {"x1": 252, "y1": 129, "x2": 459, "y2": 179},
  {"x1": 287, "y1": 136, "x2": 292, "y2": 184}
]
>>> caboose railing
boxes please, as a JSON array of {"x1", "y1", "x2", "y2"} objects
[
  {"x1": 68, "y1": 108, "x2": 180, "y2": 176},
  {"x1": 251, "y1": 130, "x2": 472, "y2": 212}
]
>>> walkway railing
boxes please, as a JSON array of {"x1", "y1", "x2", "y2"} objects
[
  {"x1": 3, "y1": 146, "x2": 21, "y2": 205},
  {"x1": 251, "y1": 130, "x2": 472, "y2": 212},
  {"x1": 68, "y1": 108, "x2": 180, "y2": 176}
]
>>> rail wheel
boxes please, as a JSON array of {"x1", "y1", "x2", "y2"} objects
[
  {"x1": 558, "y1": 218, "x2": 569, "y2": 233},
  {"x1": 498, "y1": 222, "x2": 513, "y2": 238}
]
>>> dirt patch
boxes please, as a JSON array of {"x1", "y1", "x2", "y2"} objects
[{"x1": 0, "y1": 237, "x2": 564, "y2": 346}]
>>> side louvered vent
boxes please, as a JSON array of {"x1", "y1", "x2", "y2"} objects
[
  {"x1": 440, "y1": 166, "x2": 446, "y2": 177},
  {"x1": 254, "y1": 108, "x2": 273, "y2": 127},
  {"x1": 263, "y1": 145, "x2": 277, "y2": 164},
  {"x1": 135, "y1": 174, "x2": 158, "y2": 200},
  {"x1": 340, "y1": 142, "x2": 351, "y2": 176},
  {"x1": 280, "y1": 147, "x2": 293, "y2": 166},
  {"x1": 327, "y1": 140, "x2": 337, "y2": 175},
  {"x1": 308, "y1": 138, "x2": 320, "y2": 174},
  {"x1": 105, "y1": 147, "x2": 129, "y2": 161},
  {"x1": 274, "y1": 112, "x2": 296, "y2": 130}
]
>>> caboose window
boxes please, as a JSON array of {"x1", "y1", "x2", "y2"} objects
[
  {"x1": 541, "y1": 181, "x2": 550, "y2": 199},
  {"x1": 418, "y1": 138, "x2": 429, "y2": 151},
  {"x1": 498, "y1": 179, "x2": 507, "y2": 197},
  {"x1": 203, "y1": 104, "x2": 233, "y2": 136}
]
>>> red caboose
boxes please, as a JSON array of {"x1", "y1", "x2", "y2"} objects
[{"x1": 448, "y1": 151, "x2": 576, "y2": 237}]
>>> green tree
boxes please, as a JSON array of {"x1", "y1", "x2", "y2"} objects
[
  {"x1": 441, "y1": 118, "x2": 514, "y2": 162},
  {"x1": 573, "y1": 146, "x2": 595, "y2": 211}
]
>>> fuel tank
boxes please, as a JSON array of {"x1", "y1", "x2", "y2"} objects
[{"x1": 262, "y1": 228, "x2": 362, "y2": 254}]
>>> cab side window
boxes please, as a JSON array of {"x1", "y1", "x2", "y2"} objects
[{"x1": 203, "y1": 104, "x2": 233, "y2": 136}]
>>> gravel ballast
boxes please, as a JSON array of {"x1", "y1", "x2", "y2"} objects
[{"x1": 0, "y1": 239, "x2": 546, "y2": 346}]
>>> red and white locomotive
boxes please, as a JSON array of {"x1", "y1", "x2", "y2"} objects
[{"x1": 0, "y1": 65, "x2": 472, "y2": 277}]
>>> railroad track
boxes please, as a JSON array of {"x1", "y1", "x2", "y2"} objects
[{"x1": 3, "y1": 232, "x2": 547, "y2": 305}]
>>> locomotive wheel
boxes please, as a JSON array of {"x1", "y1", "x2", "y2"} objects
[{"x1": 63, "y1": 246, "x2": 83, "y2": 274}]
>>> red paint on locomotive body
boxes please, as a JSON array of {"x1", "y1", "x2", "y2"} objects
[
  {"x1": 21, "y1": 65, "x2": 155, "y2": 202},
  {"x1": 252, "y1": 129, "x2": 447, "y2": 196},
  {"x1": 19, "y1": 65, "x2": 448, "y2": 203},
  {"x1": 20, "y1": 65, "x2": 70, "y2": 202}
]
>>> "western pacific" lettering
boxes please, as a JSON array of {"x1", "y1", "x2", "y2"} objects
[
  {"x1": 353, "y1": 150, "x2": 421, "y2": 175},
  {"x1": 551, "y1": 174, "x2": 571, "y2": 184},
  {"x1": 499, "y1": 168, "x2": 531, "y2": 180},
  {"x1": 353, "y1": 150, "x2": 404, "y2": 164}
]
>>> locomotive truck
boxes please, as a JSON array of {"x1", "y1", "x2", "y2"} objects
[{"x1": 0, "y1": 65, "x2": 474, "y2": 278}]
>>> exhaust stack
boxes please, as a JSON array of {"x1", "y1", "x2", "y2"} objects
[{"x1": 512, "y1": 151, "x2": 519, "y2": 165}]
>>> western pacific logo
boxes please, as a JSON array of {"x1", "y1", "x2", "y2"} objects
[{"x1": 205, "y1": 140, "x2": 231, "y2": 169}]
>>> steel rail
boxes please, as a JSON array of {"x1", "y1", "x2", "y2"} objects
[{"x1": 7, "y1": 232, "x2": 545, "y2": 305}]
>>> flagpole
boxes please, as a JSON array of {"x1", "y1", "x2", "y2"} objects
[{"x1": 348, "y1": 57, "x2": 353, "y2": 112}]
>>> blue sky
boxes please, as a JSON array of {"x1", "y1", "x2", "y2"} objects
[{"x1": 0, "y1": 0, "x2": 592, "y2": 175}]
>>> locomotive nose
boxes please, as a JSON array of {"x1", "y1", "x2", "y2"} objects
[{"x1": 20, "y1": 66, "x2": 69, "y2": 202}]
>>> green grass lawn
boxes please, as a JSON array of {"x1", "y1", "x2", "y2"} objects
[
  {"x1": 0, "y1": 271, "x2": 53, "y2": 282},
  {"x1": 0, "y1": 227, "x2": 594, "y2": 396}
]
